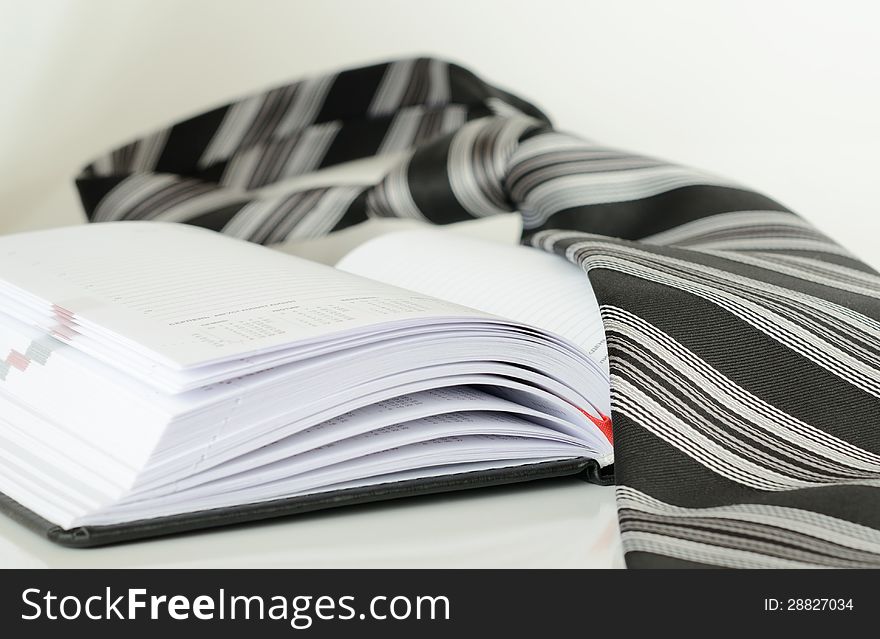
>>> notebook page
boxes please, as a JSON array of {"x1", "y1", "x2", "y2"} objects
[
  {"x1": 273, "y1": 212, "x2": 523, "y2": 265},
  {"x1": 126, "y1": 386, "x2": 590, "y2": 500},
  {"x1": 337, "y1": 229, "x2": 609, "y2": 375},
  {"x1": 0, "y1": 222, "x2": 493, "y2": 369}
]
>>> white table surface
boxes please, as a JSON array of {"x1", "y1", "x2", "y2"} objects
[{"x1": 0, "y1": 479, "x2": 623, "y2": 568}]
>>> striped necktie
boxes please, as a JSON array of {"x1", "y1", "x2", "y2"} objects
[{"x1": 76, "y1": 58, "x2": 880, "y2": 568}]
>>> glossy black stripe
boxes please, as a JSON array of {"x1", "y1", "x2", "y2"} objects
[
  {"x1": 75, "y1": 175, "x2": 128, "y2": 220},
  {"x1": 315, "y1": 61, "x2": 390, "y2": 123},
  {"x1": 319, "y1": 116, "x2": 392, "y2": 169},
  {"x1": 526, "y1": 185, "x2": 791, "y2": 239},
  {"x1": 624, "y1": 551, "x2": 716, "y2": 569},
  {"x1": 184, "y1": 202, "x2": 249, "y2": 232},
  {"x1": 155, "y1": 105, "x2": 229, "y2": 177},
  {"x1": 448, "y1": 63, "x2": 550, "y2": 124},
  {"x1": 236, "y1": 85, "x2": 299, "y2": 152},
  {"x1": 332, "y1": 189, "x2": 370, "y2": 232},
  {"x1": 405, "y1": 135, "x2": 473, "y2": 224}
]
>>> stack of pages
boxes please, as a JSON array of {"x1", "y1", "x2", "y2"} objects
[{"x1": 0, "y1": 222, "x2": 612, "y2": 543}]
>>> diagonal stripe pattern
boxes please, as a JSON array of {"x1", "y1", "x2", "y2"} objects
[{"x1": 75, "y1": 57, "x2": 880, "y2": 568}]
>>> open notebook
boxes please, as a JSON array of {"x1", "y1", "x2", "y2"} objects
[{"x1": 0, "y1": 222, "x2": 612, "y2": 546}]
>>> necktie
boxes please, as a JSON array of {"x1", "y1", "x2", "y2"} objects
[{"x1": 75, "y1": 58, "x2": 880, "y2": 568}]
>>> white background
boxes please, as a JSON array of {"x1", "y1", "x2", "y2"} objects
[
  {"x1": 1, "y1": 0, "x2": 879, "y2": 263},
  {"x1": 0, "y1": 0, "x2": 878, "y2": 567}
]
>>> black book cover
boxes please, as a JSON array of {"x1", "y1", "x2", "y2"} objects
[{"x1": 0, "y1": 458, "x2": 613, "y2": 547}]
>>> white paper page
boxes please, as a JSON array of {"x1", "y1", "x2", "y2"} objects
[
  {"x1": 264, "y1": 434, "x2": 574, "y2": 499},
  {"x1": 337, "y1": 229, "x2": 609, "y2": 375},
  {"x1": 273, "y1": 212, "x2": 523, "y2": 265},
  {"x1": 108, "y1": 415, "x2": 585, "y2": 514},
  {"x1": 81, "y1": 433, "x2": 580, "y2": 525},
  {"x1": 208, "y1": 411, "x2": 577, "y2": 496},
  {"x1": 130, "y1": 385, "x2": 590, "y2": 499},
  {"x1": 0, "y1": 314, "x2": 170, "y2": 465},
  {"x1": 0, "y1": 222, "x2": 493, "y2": 370},
  {"x1": 136, "y1": 361, "x2": 608, "y2": 490}
]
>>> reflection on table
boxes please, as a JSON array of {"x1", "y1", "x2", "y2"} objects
[{"x1": 0, "y1": 479, "x2": 622, "y2": 568}]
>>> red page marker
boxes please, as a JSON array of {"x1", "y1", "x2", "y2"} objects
[{"x1": 579, "y1": 408, "x2": 614, "y2": 445}]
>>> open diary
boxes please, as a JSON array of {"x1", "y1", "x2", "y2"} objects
[{"x1": 0, "y1": 222, "x2": 612, "y2": 546}]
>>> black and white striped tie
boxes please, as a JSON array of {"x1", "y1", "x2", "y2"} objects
[{"x1": 76, "y1": 58, "x2": 880, "y2": 568}]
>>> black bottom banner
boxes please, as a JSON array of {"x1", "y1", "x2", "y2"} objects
[{"x1": 0, "y1": 569, "x2": 874, "y2": 635}]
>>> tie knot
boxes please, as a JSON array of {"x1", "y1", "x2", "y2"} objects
[{"x1": 365, "y1": 115, "x2": 548, "y2": 222}]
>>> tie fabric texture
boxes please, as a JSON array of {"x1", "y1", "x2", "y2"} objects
[{"x1": 75, "y1": 58, "x2": 880, "y2": 568}]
